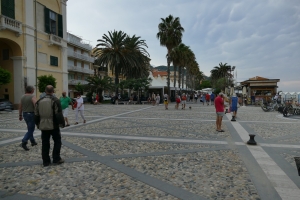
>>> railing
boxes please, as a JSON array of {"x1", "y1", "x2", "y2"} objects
[
  {"x1": 67, "y1": 50, "x2": 94, "y2": 63},
  {"x1": 68, "y1": 65, "x2": 94, "y2": 74},
  {"x1": 0, "y1": 15, "x2": 22, "y2": 36},
  {"x1": 68, "y1": 79, "x2": 88, "y2": 85},
  {"x1": 67, "y1": 33, "x2": 92, "y2": 51},
  {"x1": 49, "y1": 34, "x2": 62, "y2": 46}
]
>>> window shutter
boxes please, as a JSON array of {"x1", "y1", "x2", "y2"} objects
[
  {"x1": 58, "y1": 14, "x2": 63, "y2": 38},
  {"x1": 44, "y1": 7, "x2": 50, "y2": 33},
  {"x1": 1, "y1": 0, "x2": 15, "y2": 19}
]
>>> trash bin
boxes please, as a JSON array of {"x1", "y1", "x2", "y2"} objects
[{"x1": 294, "y1": 157, "x2": 300, "y2": 176}]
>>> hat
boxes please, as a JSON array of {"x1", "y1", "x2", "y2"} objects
[{"x1": 219, "y1": 92, "x2": 224, "y2": 96}]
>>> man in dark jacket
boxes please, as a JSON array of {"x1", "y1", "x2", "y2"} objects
[{"x1": 35, "y1": 85, "x2": 65, "y2": 167}]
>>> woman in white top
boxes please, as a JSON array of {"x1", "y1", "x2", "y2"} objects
[
  {"x1": 155, "y1": 94, "x2": 160, "y2": 106},
  {"x1": 75, "y1": 94, "x2": 86, "y2": 125}
]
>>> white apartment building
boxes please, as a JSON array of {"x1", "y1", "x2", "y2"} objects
[{"x1": 67, "y1": 32, "x2": 94, "y2": 97}]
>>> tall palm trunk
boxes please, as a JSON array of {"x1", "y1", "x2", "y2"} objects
[
  {"x1": 174, "y1": 65, "x2": 177, "y2": 89},
  {"x1": 167, "y1": 50, "x2": 171, "y2": 97},
  {"x1": 115, "y1": 64, "x2": 120, "y2": 95},
  {"x1": 178, "y1": 66, "x2": 181, "y2": 88},
  {"x1": 182, "y1": 67, "x2": 185, "y2": 89}
]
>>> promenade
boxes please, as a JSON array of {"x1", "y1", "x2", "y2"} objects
[{"x1": 0, "y1": 102, "x2": 300, "y2": 200}]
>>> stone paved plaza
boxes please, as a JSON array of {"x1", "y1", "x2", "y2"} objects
[{"x1": 0, "y1": 102, "x2": 300, "y2": 200}]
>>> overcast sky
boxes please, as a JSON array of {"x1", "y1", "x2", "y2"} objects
[{"x1": 67, "y1": 0, "x2": 300, "y2": 92}]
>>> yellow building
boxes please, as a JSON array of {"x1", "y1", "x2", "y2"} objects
[{"x1": 0, "y1": 0, "x2": 68, "y2": 108}]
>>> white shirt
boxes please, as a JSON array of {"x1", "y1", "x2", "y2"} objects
[{"x1": 76, "y1": 97, "x2": 84, "y2": 110}]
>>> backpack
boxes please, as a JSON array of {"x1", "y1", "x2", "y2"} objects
[{"x1": 176, "y1": 98, "x2": 181, "y2": 103}]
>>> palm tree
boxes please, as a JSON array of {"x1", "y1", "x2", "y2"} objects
[
  {"x1": 157, "y1": 15, "x2": 184, "y2": 96},
  {"x1": 93, "y1": 31, "x2": 150, "y2": 95},
  {"x1": 210, "y1": 62, "x2": 232, "y2": 91},
  {"x1": 85, "y1": 76, "x2": 113, "y2": 101}
]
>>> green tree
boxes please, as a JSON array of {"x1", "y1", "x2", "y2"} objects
[
  {"x1": 37, "y1": 75, "x2": 56, "y2": 93},
  {"x1": 93, "y1": 31, "x2": 150, "y2": 95},
  {"x1": 85, "y1": 76, "x2": 113, "y2": 102},
  {"x1": 198, "y1": 80, "x2": 212, "y2": 90},
  {"x1": 0, "y1": 67, "x2": 11, "y2": 87},
  {"x1": 157, "y1": 15, "x2": 184, "y2": 96},
  {"x1": 75, "y1": 82, "x2": 84, "y2": 95}
]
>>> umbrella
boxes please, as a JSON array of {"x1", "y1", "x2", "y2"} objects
[{"x1": 242, "y1": 86, "x2": 247, "y2": 95}]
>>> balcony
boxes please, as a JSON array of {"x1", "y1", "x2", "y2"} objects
[
  {"x1": 68, "y1": 65, "x2": 94, "y2": 74},
  {"x1": 49, "y1": 34, "x2": 63, "y2": 47},
  {"x1": 68, "y1": 79, "x2": 88, "y2": 85},
  {"x1": 0, "y1": 15, "x2": 22, "y2": 36},
  {"x1": 68, "y1": 50, "x2": 94, "y2": 63},
  {"x1": 67, "y1": 33, "x2": 92, "y2": 51}
]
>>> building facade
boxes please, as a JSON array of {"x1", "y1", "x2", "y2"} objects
[
  {"x1": 0, "y1": 0, "x2": 68, "y2": 107},
  {"x1": 67, "y1": 32, "x2": 94, "y2": 98}
]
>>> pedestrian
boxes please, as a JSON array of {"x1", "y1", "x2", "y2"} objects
[
  {"x1": 205, "y1": 93, "x2": 210, "y2": 106},
  {"x1": 19, "y1": 85, "x2": 37, "y2": 151},
  {"x1": 224, "y1": 94, "x2": 229, "y2": 114},
  {"x1": 181, "y1": 93, "x2": 187, "y2": 109},
  {"x1": 210, "y1": 93, "x2": 215, "y2": 105},
  {"x1": 164, "y1": 94, "x2": 169, "y2": 110},
  {"x1": 215, "y1": 93, "x2": 225, "y2": 132},
  {"x1": 230, "y1": 93, "x2": 239, "y2": 121},
  {"x1": 190, "y1": 93, "x2": 193, "y2": 102},
  {"x1": 74, "y1": 93, "x2": 86, "y2": 125},
  {"x1": 175, "y1": 94, "x2": 181, "y2": 109},
  {"x1": 194, "y1": 93, "x2": 198, "y2": 103},
  {"x1": 156, "y1": 94, "x2": 160, "y2": 106},
  {"x1": 34, "y1": 85, "x2": 65, "y2": 167},
  {"x1": 201, "y1": 93, "x2": 206, "y2": 105},
  {"x1": 60, "y1": 91, "x2": 73, "y2": 127},
  {"x1": 151, "y1": 92, "x2": 156, "y2": 106}
]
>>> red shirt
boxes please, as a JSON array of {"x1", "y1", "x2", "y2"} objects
[
  {"x1": 215, "y1": 96, "x2": 224, "y2": 112},
  {"x1": 205, "y1": 94, "x2": 210, "y2": 100}
]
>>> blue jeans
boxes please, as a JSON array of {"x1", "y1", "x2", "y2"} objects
[{"x1": 22, "y1": 112, "x2": 36, "y2": 143}]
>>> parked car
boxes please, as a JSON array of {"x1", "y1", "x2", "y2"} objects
[
  {"x1": 103, "y1": 95, "x2": 111, "y2": 101},
  {"x1": 0, "y1": 99, "x2": 14, "y2": 111}
]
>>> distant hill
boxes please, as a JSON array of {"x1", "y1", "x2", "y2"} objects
[{"x1": 154, "y1": 65, "x2": 175, "y2": 71}]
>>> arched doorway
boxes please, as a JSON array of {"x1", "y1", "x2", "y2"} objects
[{"x1": 0, "y1": 38, "x2": 24, "y2": 108}]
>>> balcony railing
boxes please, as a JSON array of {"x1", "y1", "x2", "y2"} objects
[
  {"x1": 67, "y1": 33, "x2": 92, "y2": 51},
  {"x1": 0, "y1": 15, "x2": 22, "y2": 36},
  {"x1": 68, "y1": 79, "x2": 88, "y2": 85},
  {"x1": 68, "y1": 65, "x2": 94, "y2": 74},
  {"x1": 49, "y1": 34, "x2": 63, "y2": 47},
  {"x1": 68, "y1": 50, "x2": 94, "y2": 63}
]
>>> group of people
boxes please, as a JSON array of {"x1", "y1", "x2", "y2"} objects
[
  {"x1": 19, "y1": 85, "x2": 86, "y2": 167},
  {"x1": 214, "y1": 92, "x2": 239, "y2": 132}
]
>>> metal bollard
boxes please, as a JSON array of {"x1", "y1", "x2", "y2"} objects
[
  {"x1": 294, "y1": 157, "x2": 300, "y2": 176},
  {"x1": 247, "y1": 134, "x2": 257, "y2": 145}
]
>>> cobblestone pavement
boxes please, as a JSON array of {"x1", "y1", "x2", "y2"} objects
[{"x1": 0, "y1": 103, "x2": 300, "y2": 200}]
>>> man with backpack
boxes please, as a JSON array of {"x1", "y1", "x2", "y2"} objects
[{"x1": 35, "y1": 85, "x2": 65, "y2": 167}]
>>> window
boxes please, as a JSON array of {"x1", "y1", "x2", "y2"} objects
[
  {"x1": 77, "y1": 75, "x2": 82, "y2": 80},
  {"x1": 68, "y1": 74, "x2": 74, "y2": 80},
  {"x1": 49, "y1": 11, "x2": 56, "y2": 35},
  {"x1": 1, "y1": 0, "x2": 15, "y2": 19},
  {"x1": 2, "y1": 49, "x2": 9, "y2": 60},
  {"x1": 50, "y1": 56, "x2": 58, "y2": 66},
  {"x1": 44, "y1": 7, "x2": 63, "y2": 37}
]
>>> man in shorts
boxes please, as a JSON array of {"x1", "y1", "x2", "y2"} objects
[
  {"x1": 60, "y1": 91, "x2": 73, "y2": 127},
  {"x1": 164, "y1": 94, "x2": 169, "y2": 110},
  {"x1": 215, "y1": 93, "x2": 225, "y2": 132}
]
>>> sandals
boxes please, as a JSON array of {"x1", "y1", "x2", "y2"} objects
[
  {"x1": 217, "y1": 129, "x2": 224, "y2": 132},
  {"x1": 74, "y1": 122, "x2": 78, "y2": 125}
]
